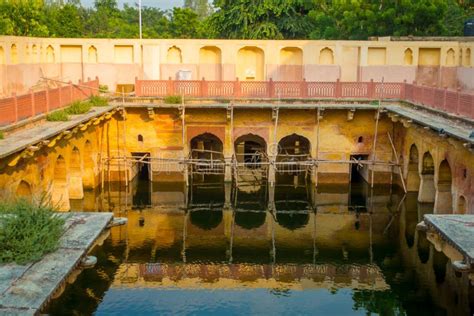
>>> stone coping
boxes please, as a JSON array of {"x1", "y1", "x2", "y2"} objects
[
  {"x1": 0, "y1": 212, "x2": 113, "y2": 315},
  {"x1": 423, "y1": 214, "x2": 474, "y2": 263}
]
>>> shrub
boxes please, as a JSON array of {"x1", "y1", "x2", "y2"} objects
[
  {"x1": 46, "y1": 110, "x2": 69, "y2": 122},
  {"x1": 65, "y1": 101, "x2": 92, "y2": 115},
  {"x1": 89, "y1": 95, "x2": 108, "y2": 107},
  {"x1": 0, "y1": 131, "x2": 4, "y2": 140},
  {"x1": 164, "y1": 95, "x2": 182, "y2": 104},
  {"x1": 0, "y1": 199, "x2": 65, "y2": 264},
  {"x1": 99, "y1": 84, "x2": 109, "y2": 93}
]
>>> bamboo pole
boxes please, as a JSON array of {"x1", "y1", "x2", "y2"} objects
[
  {"x1": 370, "y1": 78, "x2": 384, "y2": 188},
  {"x1": 387, "y1": 132, "x2": 407, "y2": 193}
]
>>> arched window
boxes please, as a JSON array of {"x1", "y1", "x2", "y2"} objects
[
  {"x1": 167, "y1": 46, "x2": 182, "y2": 64},
  {"x1": 319, "y1": 47, "x2": 334, "y2": 65},
  {"x1": 446, "y1": 48, "x2": 455, "y2": 66},
  {"x1": 138, "y1": 134, "x2": 144, "y2": 143},
  {"x1": 46, "y1": 45, "x2": 55, "y2": 63},
  {"x1": 404, "y1": 48, "x2": 413, "y2": 65},
  {"x1": 88, "y1": 45, "x2": 98, "y2": 63}
]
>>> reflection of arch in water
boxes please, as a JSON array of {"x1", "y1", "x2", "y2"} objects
[
  {"x1": 417, "y1": 230, "x2": 430, "y2": 264},
  {"x1": 432, "y1": 250, "x2": 448, "y2": 283},
  {"x1": 404, "y1": 193, "x2": 418, "y2": 248},
  {"x1": 235, "y1": 211, "x2": 266, "y2": 230},
  {"x1": 189, "y1": 209, "x2": 223, "y2": 230},
  {"x1": 407, "y1": 144, "x2": 420, "y2": 192},
  {"x1": 434, "y1": 160, "x2": 452, "y2": 214},
  {"x1": 418, "y1": 151, "x2": 435, "y2": 203},
  {"x1": 16, "y1": 180, "x2": 32, "y2": 198},
  {"x1": 234, "y1": 134, "x2": 267, "y2": 167},
  {"x1": 276, "y1": 212, "x2": 309, "y2": 230}
]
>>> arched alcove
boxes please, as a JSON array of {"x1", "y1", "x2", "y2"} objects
[
  {"x1": 319, "y1": 47, "x2": 334, "y2": 65},
  {"x1": 434, "y1": 160, "x2": 452, "y2": 214},
  {"x1": 407, "y1": 144, "x2": 420, "y2": 192},
  {"x1": 88, "y1": 45, "x2": 98, "y2": 63},
  {"x1": 199, "y1": 46, "x2": 222, "y2": 80},
  {"x1": 11, "y1": 44, "x2": 18, "y2": 64},
  {"x1": 237, "y1": 46, "x2": 265, "y2": 81},
  {"x1": 404, "y1": 48, "x2": 413, "y2": 65},
  {"x1": 465, "y1": 48, "x2": 471, "y2": 67},
  {"x1": 279, "y1": 47, "x2": 303, "y2": 81},
  {"x1": 16, "y1": 180, "x2": 32, "y2": 198},
  {"x1": 446, "y1": 48, "x2": 455, "y2": 66},
  {"x1": 69, "y1": 147, "x2": 84, "y2": 200},
  {"x1": 32, "y1": 44, "x2": 38, "y2": 63},
  {"x1": 276, "y1": 134, "x2": 311, "y2": 178},
  {"x1": 234, "y1": 134, "x2": 267, "y2": 167},
  {"x1": 46, "y1": 45, "x2": 55, "y2": 63},
  {"x1": 457, "y1": 196, "x2": 467, "y2": 214},
  {"x1": 52, "y1": 155, "x2": 70, "y2": 211},
  {"x1": 418, "y1": 152, "x2": 435, "y2": 203},
  {"x1": 167, "y1": 46, "x2": 182, "y2": 64}
]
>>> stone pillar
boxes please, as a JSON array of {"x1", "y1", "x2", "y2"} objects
[
  {"x1": 418, "y1": 174, "x2": 435, "y2": 203},
  {"x1": 434, "y1": 184, "x2": 452, "y2": 214},
  {"x1": 224, "y1": 156, "x2": 233, "y2": 182},
  {"x1": 52, "y1": 180, "x2": 71, "y2": 212},
  {"x1": 68, "y1": 175, "x2": 84, "y2": 200}
]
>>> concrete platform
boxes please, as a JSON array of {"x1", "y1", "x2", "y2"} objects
[
  {"x1": 423, "y1": 214, "x2": 474, "y2": 263},
  {"x1": 0, "y1": 212, "x2": 113, "y2": 315}
]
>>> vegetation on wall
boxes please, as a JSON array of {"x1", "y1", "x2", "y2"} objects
[
  {"x1": 0, "y1": 0, "x2": 472, "y2": 40},
  {"x1": 0, "y1": 199, "x2": 65, "y2": 264}
]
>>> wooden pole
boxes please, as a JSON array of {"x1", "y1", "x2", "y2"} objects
[
  {"x1": 387, "y1": 132, "x2": 407, "y2": 193},
  {"x1": 315, "y1": 108, "x2": 321, "y2": 187},
  {"x1": 370, "y1": 78, "x2": 384, "y2": 188}
]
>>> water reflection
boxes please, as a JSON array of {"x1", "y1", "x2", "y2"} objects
[{"x1": 46, "y1": 178, "x2": 474, "y2": 316}]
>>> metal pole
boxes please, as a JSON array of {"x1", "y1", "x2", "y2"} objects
[{"x1": 138, "y1": 0, "x2": 143, "y2": 40}]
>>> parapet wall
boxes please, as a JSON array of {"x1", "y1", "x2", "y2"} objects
[{"x1": 0, "y1": 36, "x2": 473, "y2": 95}]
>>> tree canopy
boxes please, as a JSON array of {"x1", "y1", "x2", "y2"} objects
[{"x1": 0, "y1": 0, "x2": 472, "y2": 39}]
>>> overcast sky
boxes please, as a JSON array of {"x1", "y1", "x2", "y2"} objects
[{"x1": 80, "y1": 0, "x2": 184, "y2": 9}]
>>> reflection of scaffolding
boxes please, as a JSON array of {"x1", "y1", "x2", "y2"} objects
[{"x1": 189, "y1": 149, "x2": 225, "y2": 175}]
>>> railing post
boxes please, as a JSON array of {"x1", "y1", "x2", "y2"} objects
[
  {"x1": 13, "y1": 92, "x2": 18, "y2": 123},
  {"x1": 30, "y1": 89, "x2": 35, "y2": 117},
  {"x1": 456, "y1": 87, "x2": 461, "y2": 115},
  {"x1": 135, "y1": 76, "x2": 140, "y2": 97},
  {"x1": 300, "y1": 78, "x2": 308, "y2": 98},
  {"x1": 268, "y1": 78, "x2": 274, "y2": 98},
  {"x1": 168, "y1": 77, "x2": 174, "y2": 96},
  {"x1": 46, "y1": 85, "x2": 50, "y2": 113},
  {"x1": 335, "y1": 79, "x2": 341, "y2": 98},
  {"x1": 369, "y1": 79, "x2": 375, "y2": 99},
  {"x1": 234, "y1": 77, "x2": 241, "y2": 98},
  {"x1": 201, "y1": 77, "x2": 207, "y2": 98}
]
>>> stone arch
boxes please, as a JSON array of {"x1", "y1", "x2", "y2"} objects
[
  {"x1": 16, "y1": 180, "x2": 32, "y2": 198},
  {"x1": 457, "y1": 195, "x2": 467, "y2": 214},
  {"x1": 199, "y1": 46, "x2": 222, "y2": 80},
  {"x1": 46, "y1": 45, "x2": 55, "y2": 63},
  {"x1": 167, "y1": 46, "x2": 182, "y2": 64},
  {"x1": 434, "y1": 160, "x2": 452, "y2": 213},
  {"x1": 32, "y1": 44, "x2": 38, "y2": 63},
  {"x1": 69, "y1": 147, "x2": 84, "y2": 200},
  {"x1": 138, "y1": 134, "x2": 144, "y2": 143},
  {"x1": 88, "y1": 45, "x2": 98, "y2": 63},
  {"x1": 234, "y1": 134, "x2": 267, "y2": 167},
  {"x1": 407, "y1": 144, "x2": 420, "y2": 192},
  {"x1": 277, "y1": 134, "x2": 311, "y2": 157},
  {"x1": 465, "y1": 48, "x2": 471, "y2": 67},
  {"x1": 190, "y1": 133, "x2": 223, "y2": 157},
  {"x1": 52, "y1": 155, "x2": 70, "y2": 211},
  {"x1": 279, "y1": 47, "x2": 303, "y2": 81},
  {"x1": 237, "y1": 46, "x2": 265, "y2": 81},
  {"x1": 418, "y1": 151, "x2": 435, "y2": 203},
  {"x1": 404, "y1": 48, "x2": 413, "y2": 65},
  {"x1": 446, "y1": 48, "x2": 455, "y2": 66},
  {"x1": 319, "y1": 47, "x2": 334, "y2": 65},
  {"x1": 0, "y1": 46, "x2": 4, "y2": 64},
  {"x1": 11, "y1": 44, "x2": 18, "y2": 64},
  {"x1": 83, "y1": 140, "x2": 96, "y2": 189}
]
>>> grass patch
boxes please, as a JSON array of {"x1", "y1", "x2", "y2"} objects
[
  {"x1": 99, "y1": 84, "x2": 109, "y2": 93},
  {"x1": 0, "y1": 131, "x2": 4, "y2": 140},
  {"x1": 89, "y1": 95, "x2": 108, "y2": 107},
  {"x1": 164, "y1": 95, "x2": 182, "y2": 104},
  {"x1": 65, "y1": 101, "x2": 92, "y2": 115},
  {"x1": 46, "y1": 110, "x2": 69, "y2": 122},
  {"x1": 0, "y1": 199, "x2": 65, "y2": 264}
]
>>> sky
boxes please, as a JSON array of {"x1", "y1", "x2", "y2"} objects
[{"x1": 80, "y1": 0, "x2": 184, "y2": 10}]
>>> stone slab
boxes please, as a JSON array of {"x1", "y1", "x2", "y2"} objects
[
  {"x1": 0, "y1": 212, "x2": 113, "y2": 314},
  {"x1": 0, "y1": 105, "x2": 115, "y2": 159},
  {"x1": 424, "y1": 214, "x2": 474, "y2": 261}
]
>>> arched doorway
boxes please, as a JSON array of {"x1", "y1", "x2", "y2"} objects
[
  {"x1": 199, "y1": 46, "x2": 222, "y2": 81},
  {"x1": 52, "y1": 155, "x2": 70, "y2": 211},
  {"x1": 278, "y1": 47, "x2": 303, "y2": 81},
  {"x1": 69, "y1": 147, "x2": 84, "y2": 200},
  {"x1": 434, "y1": 160, "x2": 452, "y2": 214},
  {"x1": 407, "y1": 144, "x2": 420, "y2": 192},
  {"x1": 16, "y1": 180, "x2": 32, "y2": 199},
  {"x1": 190, "y1": 133, "x2": 224, "y2": 179},
  {"x1": 418, "y1": 152, "x2": 435, "y2": 203},
  {"x1": 276, "y1": 134, "x2": 311, "y2": 184},
  {"x1": 237, "y1": 47, "x2": 265, "y2": 81},
  {"x1": 234, "y1": 134, "x2": 267, "y2": 168}
]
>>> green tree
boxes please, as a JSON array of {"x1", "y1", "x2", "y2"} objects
[
  {"x1": 169, "y1": 7, "x2": 203, "y2": 38},
  {"x1": 0, "y1": 0, "x2": 49, "y2": 36},
  {"x1": 184, "y1": 0, "x2": 213, "y2": 19}
]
